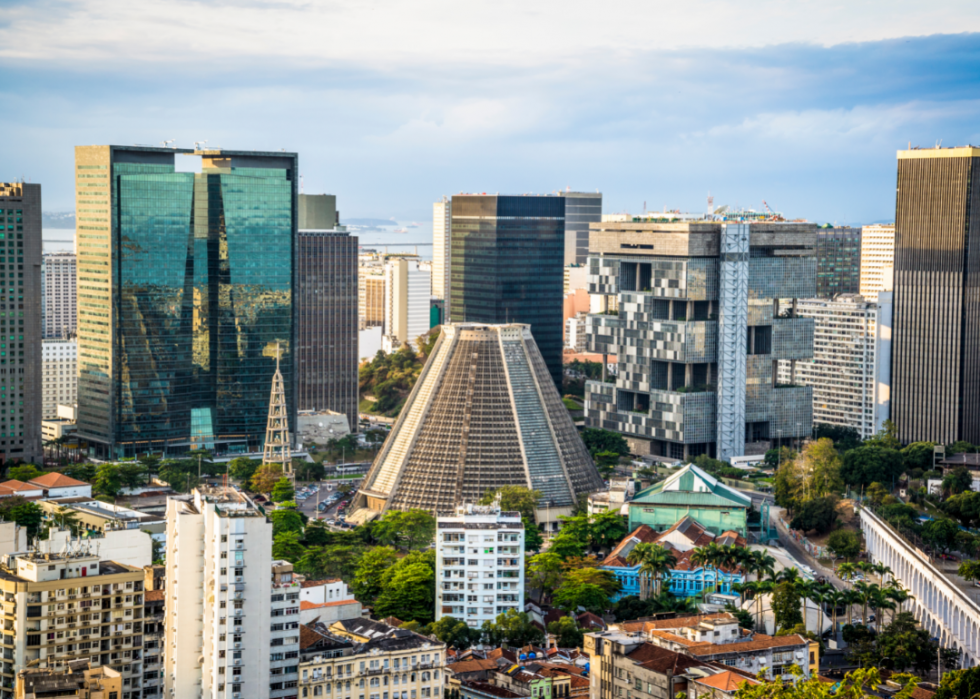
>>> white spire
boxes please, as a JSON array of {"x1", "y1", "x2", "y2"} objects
[{"x1": 262, "y1": 342, "x2": 292, "y2": 482}]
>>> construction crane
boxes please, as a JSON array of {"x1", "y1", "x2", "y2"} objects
[{"x1": 762, "y1": 200, "x2": 775, "y2": 216}]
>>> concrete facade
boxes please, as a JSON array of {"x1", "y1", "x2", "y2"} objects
[
  {"x1": 41, "y1": 251, "x2": 76, "y2": 341},
  {"x1": 859, "y1": 224, "x2": 895, "y2": 303},
  {"x1": 433, "y1": 198, "x2": 451, "y2": 308},
  {"x1": 41, "y1": 339, "x2": 76, "y2": 420},
  {"x1": 383, "y1": 258, "x2": 431, "y2": 352}
]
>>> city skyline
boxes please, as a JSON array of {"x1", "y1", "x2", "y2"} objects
[{"x1": 3, "y1": 3, "x2": 980, "y2": 225}]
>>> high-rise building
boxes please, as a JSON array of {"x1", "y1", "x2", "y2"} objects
[
  {"x1": 434, "y1": 503, "x2": 524, "y2": 628},
  {"x1": 165, "y1": 487, "x2": 300, "y2": 699},
  {"x1": 41, "y1": 339, "x2": 77, "y2": 419},
  {"x1": 74, "y1": 146, "x2": 297, "y2": 458},
  {"x1": 778, "y1": 294, "x2": 891, "y2": 439},
  {"x1": 0, "y1": 546, "x2": 145, "y2": 699},
  {"x1": 382, "y1": 257, "x2": 431, "y2": 352},
  {"x1": 0, "y1": 182, "x2": 42, "y2": 465},
  {"x1": 433, "y1": 197, "x2": 451, "y2": 308},
  {"x1": 299, "y1": 193, "x2": 338, "y2": 230},
  {"x1": 814, "y1": 227, "x2": 861, "y2": 298},
  {"x1": 892, "y1": 147, "x2": 980, "y2": 444},
  {"x1": 560, "y1": 191, "x2": 602, "y2": 266},
  {"x1": 859, "y1": 223, "x2": 896, "y2": 302},
  {"x1": 297, "y1": 195, "x2": 358, "y2": 430},
  {"x1": 41, "y1": 251, "x2": 76, "y2": 339},
  {"x1": 359, "y1": 270, "x2": 385, "y2": 330},
  {"x1": 349, "y1": 323, "x2": 603, "y2": 531},
  {"x1": 584, "y1": 220, "x2": 816, "y2": 461},
  {"x1": 450, "y1": 195, "x2": 565, "y2": 387}
]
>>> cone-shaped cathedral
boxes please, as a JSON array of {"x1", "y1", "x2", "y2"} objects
[{"x1": 349, "y1": 323, "x2": 604, "y2": 524}]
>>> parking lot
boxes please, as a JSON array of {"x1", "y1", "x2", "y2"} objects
[{"x1": 294, "y1": 478, "x2": 362, "y2": 527}]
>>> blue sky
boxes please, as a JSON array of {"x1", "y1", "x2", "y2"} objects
[{"x1": 3, "y1": 0, "x2": 980, "y2": 226}]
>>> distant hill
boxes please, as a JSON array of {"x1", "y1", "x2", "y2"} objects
[
  {"x1": 344, "y1": 218, "x2": 396, "y2": 227},
  {"x1": 43, "y1": 212, "x2": 76, "y2": 229}
]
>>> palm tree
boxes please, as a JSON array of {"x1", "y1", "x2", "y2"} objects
[
  {"x1": 690, "y1": 544, "x2": 721, "y2": 599},
  {"x1": 627, "y1": 543, "x2": 677, "y2": 600},
  {"x1": 748, "y1": 550, "x2": 777, "y2": 583},
  {"x1": 796, "y1": 580, "x2": 816, "y2": 635},
  {"x1": 53, "y1": 506, "x2": 82, "y2": 536},
  {"x1": 853, "y1": 581, "x2": 877, "y2": 625},
  {"x1": 824, "y1": 589, "x2": 846, "y2": 637},
  {"x1": 837, "y1": 562, "x2": 857, "y2": 582},
  {"x1": 873, "y1": 563, "x2": 893, "y2": 586},
  {"x1": 754, "y1": 580, "x2": 774, "y2": 632},
  {"x1": 885, "y1": 586, "x2": 911, "y2": 624},
  {"x1": 775, "y1": 567, "x2": 800, "y2": 584},
  {"x1": 869, "y1": 587, "x2": 894, "y2": 634},
  {"x1": 843, "y1": 588, "x2": 862, "y2": 627}
]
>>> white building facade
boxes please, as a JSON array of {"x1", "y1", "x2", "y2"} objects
[
  {"x1": 565, "y1": 313, "x2": 587, "y2": 352},
  {"x1": 165, "y1": 487, "x2": 275, "y2": 699},
  {"x1": 778, "y1": 294, "x2": 891, "y2": 439},
  {"x1": 41, "y1": 251, "x2": 76, "y2": 339},
  {"x1": 433, "y1": 198, "x2": 451, "y2": 309},
  {"x1": 382, "y1": 258, "x2": 431, "y2": 352},
  {"x1": 435, "y1": 504, "x2": 524, "y2": 629},
  {"x1": 41, "y1": 339, "x2": 77, "y2": 419},
  {"x1": 859, "y1": 224, "x2": 895, "y2": 302}
]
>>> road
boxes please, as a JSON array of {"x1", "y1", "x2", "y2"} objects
[{"x1": 295, "y1": 478, "x2": 362, "y2": 523}]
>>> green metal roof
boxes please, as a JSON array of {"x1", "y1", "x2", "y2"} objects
[{"x1": 630, "y1": 463, "x2": 751, "y2": 509}]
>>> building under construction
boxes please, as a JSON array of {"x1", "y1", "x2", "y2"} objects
[{"x1": 348, "y1": 323, "x2": 603, "y2": 528}]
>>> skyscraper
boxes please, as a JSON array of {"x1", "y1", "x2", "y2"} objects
[
  {"x1": 41, "y1": 251, "x2": 76, "y2": 339},
  {"x1": 296, "y1": 195, "x2": 358, "y2": 430},
  {"x1": 382, "y1": 257, "x2": 431, "y2": 352},
  {"x1": 0, "y1": 182, "x2": 42, "y2": 465},
  {"x1": 74, "y1": 146, "x2": 297, "y2": 458},
  {"x1": 450, "y1": 195, "x2": 565, "y2": 387},
  {"x1": 349, "y1": 323, "x2": 603, "y2": 530},
  {"x1": 892, "y1": 146, "x2": 980, "y2": 444},
  {"x1": 584, "y1": 219, "x2": 816, "y2": 461},
  {"x1": 815, "y1": 226, "x2": 861, "y2": 298},
  {"x1": 560, "y1": 191, "x2": 603, "y2": 266},
  {"x1": 859, "y1": 223, "x2": 895, "y2": 302},
  {"x1": 432, "y1": 197, "x2": 451, "y2": 307}
]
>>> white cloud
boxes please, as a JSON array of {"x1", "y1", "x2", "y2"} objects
[{"x1": 3, "y1": 0, "x2": 980, "y2": 66}]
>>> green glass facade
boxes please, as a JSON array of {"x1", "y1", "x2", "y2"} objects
[
  {"x1": 449, "y1": 195, "x2": 565, "y2": 387},
  {"x1": 75, "y1": 146, "x2": 297, "y2": 458},
  {"x1": 815, "y1": 227, "x2": 861, "y2": 298}
]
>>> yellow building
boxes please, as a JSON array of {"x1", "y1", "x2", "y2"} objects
[{"x1": 16, "y1": 661, "x2": 121, "y2": 699}]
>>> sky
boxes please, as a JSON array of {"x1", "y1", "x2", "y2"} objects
[{"x1": 3, "y1": 0, "x2": 980, "y2": 227}]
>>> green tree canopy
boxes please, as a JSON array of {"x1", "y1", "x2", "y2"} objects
[
  {"x1": 923, "y1": 518, "x2": 959, "y2": 554},
  {"x1": 770, "y1": 581, "x2": 803, "y2": 631},
  {"x1": 295, "y1": 544, "x2": 364, "y2": 580},
  {"x1": 6, "y1": 464, "x2": 45, "y2": 482},
  {"x1": 373, "y1": 561, "x2": 435, "y2": 624},
  {"x1": 227, "y1": 457, "x2": 261, "y2": 484},
  {"x1": 943, "y1": 490, "x2": 980, "y2": 528},
  {"x1": 826, "y1": 529, "x2": 861, "y2": 559},
  {"x1": 480, "y1": 609, "x2": 544, "y2": 647},
  {"x1": 547, "y1": 616, "x2": 584, "y2": 648},
  {"x1": 580, "y1": 428, "x2": 629, "y2": 457},
  {"x1": 865, "y1": 420, "x2": 901, "y2": 450},
  {"x1": 901, "y1": 441, "x2": 937, "y2": 472},
  {"x1": 813, "y1": 424, "x2": 863, "y2": 453},
  {"x1": 428, "y1": 616, "x2": 481, "y2": 650},
  {"x1": 942, "y1": 467, "x2": 973, "y2": 496},
  {"x1": 935, "y1": 667, "x2": 980, "y2": 699},
  {"x1": 841, "y1": 446, "x2": 905, "y2": 488},
  {"x1": 269, "y1": 509, "x2": 304, "y2": 537},
  {"x1": 94, "y1": 463, "x2": 124, "y2": 498},
  {"x1": 789, "y1": 496, "x2": 838, "y2": 534},
  {"x1": 478, "y1": 485, "x2": 541, "y2": 522},
  {"x1": 0, "y1": 499, "x2": 44, "y2": 537},
  {"x1": 271, "y1": 477, "x2": 295, "y2": 503},
  {"x1": 272, "y1": 531, "x2": 305, "y2": 562},
  {"x1": 373, "y1": 509, "x2": 436, "y2": 551},
  {"x1": 351, "y1": 546, "x2": 399, "y2": 603}
]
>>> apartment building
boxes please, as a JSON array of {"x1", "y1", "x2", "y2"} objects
[
  {"x1": 435, "y1": 504, "x2": 524, "y2": 629},
  {"x1": 41, "y1": 339, "x2": 77, "y2": 420},
  {"x1": 270, "y1": 562, "x2": 302, "y2": 699},
  {"x1": 299, "y1": 624, "x2": 446, "y2": 699},
  {"x1": 41, "y1": 251, "x2": 76, "y2": 340},
  {"x1": 433, "y1": 198, "x2": 451, "y2": 309},
  {"x1": 0, "y1": 548, "x2": 145, "y2": 699},
  {"x1": 778, "y1": 294, "x2": 892, "y2": 438},
  {"x1": 383, "y1": 258, "x2": 431, "y2": 352},
  {"x1": 859, "y1": 224, "x2": 895, "y2": 303},
  {"x1": 814, "y1": 227, "x2": 861, "y2": 298},
  {"x1": 164, "y1": 487, "x2": 274, "y2": 699},
  {"x1": 142, "y1": 583, "x2": 164, "y2": 698},
  {"x1": 16, "y1": 661, "x2": 122, "y2": 699}
]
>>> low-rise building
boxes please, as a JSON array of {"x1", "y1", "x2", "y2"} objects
[
  {"x1": 435, "y1": 504, "x2": 524, "y2": 628},
  {"x1": 0, "y1": 480, "x2": 44, "y2": 500},
  {"x1": 299, "y1": 625, "x2": 446, "y2": 699},
  {"x1": 299, "y1": 579, "x2": 361, "y2": 625},
  {"x1": 28, "y1": 473, "x2": 92, "y2": 500},
  {"x1": 37, "y1": 499, "x2": 164, "y2": 537},
  {"x1": 37, "y1": 528, "x2": 152, "y2": 569},
  {"x1": 587, "y1": 478, "x2": 636, "y2": 516},
  {"x1": 602, "y1": 518, "x2": 745, "y2": 600},
  {"x1": 16, "y1": 661, "x2": 121, "y2": 699}
]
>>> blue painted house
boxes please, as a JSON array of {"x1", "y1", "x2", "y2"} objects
[{"x1": 601, "y1": 517, "x2": 746, "y2": 601}]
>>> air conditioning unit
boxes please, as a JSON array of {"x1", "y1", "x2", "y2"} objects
[
  {"x1": 234, "y1": 694, "x2": 242, "y2": 699},
  {"x1": 234, "y1": 643, "x2": 242, "y2": 649}
]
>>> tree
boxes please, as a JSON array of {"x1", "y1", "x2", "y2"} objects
[
  {"x1": 561, "y1": 567, "x2": 620, "y2": 596},
  {"x1": 523, "y1": 519, "x2": 544, "y2": 553},
  {"x1": 3, "y1": 501, "x2": 43, "y2": 537},
  {"x1": 272, "y1": 531, "x2": 305, "y2": 562},
  {"x1": 774, "y1": 462, "x2": 800, "y2": 511},
  {"x1": 627, "y1": 542, "x2": 677, "y2": 599},
  {"x1": 789, "y1": 496, "x2": 838, "y2": 534},
  {"x1": 373, "y1": 562, "x2": 435, "y2": 624},
  {"x1": 250, "y1": 464, "x2": 283, "y2": 493},
  {"x1": 553, "y1": 580, "x2": 611, "y2": 614},
  {"x1": 295, "y1": 544, "x2": 364, "y2": 580},
  {"x1": 612, "y1": 595, "x2": 649, "y2": 622},
  {"x1": 795, "y1": 438, "x2": 844, "y2": 501},
  {"x1": 527, "y1": 552, "x2": 563, "y2": 603},
  {"x1": 942, "y1": 467, "x2": 973, "y2": 497},
  {"x1": 548, "y1": 616, "x2": 584, "y2": 648},
  {"x1": 429, "y1": 616, "x2": 481, "y2": 650},
  {"x1": 725, "y1": 604, "x2": 755, "y2": 631},
  {"x1": 94, "y1": 463, "x2": 123, "y2": 498},
  {"x1": 6, "y1": 464, "x2": 44, "y2": 482},
  {"x1": 548, "y1": 531, "x2": 588, "y2": 559},
  {"x1": 841, "y1": 446, "x2": 904, "y2": 488},
  {"x1": 943, "y1": 490, "x2": 980, "y2": 528},
  {"x1": 269, "y1": 509, "x2": 304, "y2": 537},
  {"x1": 373, "y1": 509, "x2": 436, "y2": 551},
  {"x1": 352, "y1": 546, "x2": 399, "y2": 603},
  {"x1": 594, "y1": 450, "x2": 622, "y2": 477},
  {"x1": 814, "y1": 425, "x2": 863, "y2": 453},
  {"x1": 866, "y1": 482, "x2": 891, "y2": 506},
  {"x1": 901, "y1": 441, "x2": 937, "y2": 472},
  {"x1": 923, "y1": 518, "x2": 959, "y2": 555},
  {"x1": 117, "y1": 463, "x2": 147, "y2": 490},
  {"x1": 480, "y1": 609, "x2": 543, "y2": 647},
  {"x1": 827, "y1": 529, "x2": 861, "y2": 560},
  {"x1": 770, "y1": 581, "x2": 803, "y2": 632},
  {"x1": 51, "y1": 506, "x2": 82, "y2": 536},
  {"x1": 589, "y1": 510, "x2": 627, "y2": 551},
  {"x1": 479, "y1": 485, "x2": 541, "y2": 523},
  {"x1": 271, "y1": 477, "x2": 295, "y2": 503},
  {"x1": 62, "y1": 463, "x2": 97, "y2": 483},
  {"x1": 935, "y1": 667, "x2": 980, "y2": 699},
  {"x1": 580, "y1": 429, "x2": 629, "y2": 459},
  {"x1": 876, "y1": 611, "x2": 939, "y2": 674},
  {"x1": 866, "y1": 420, "x2": 901, "y2": 451}
]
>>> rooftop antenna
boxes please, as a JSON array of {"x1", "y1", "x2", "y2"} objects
[{"x1": 300, "y1": 174, "x2": 304, "y2": 194}]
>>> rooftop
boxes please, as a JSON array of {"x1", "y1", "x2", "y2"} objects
[
  {"x1": 29, "y1": 472, "x2": 89, "y2": 489},
  {"x1": 692, "y1": 670, "x2": 760, "y2": 692}
]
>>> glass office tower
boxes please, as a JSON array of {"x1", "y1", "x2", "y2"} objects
[
  {"x1": 449, "y1": 195, "x2": 565, "y2": 387},
  {"x1": 74, "y1": 146, "x2": 297, "y2": 458}
]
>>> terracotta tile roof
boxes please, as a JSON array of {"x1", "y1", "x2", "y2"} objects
[
  {"x1": 28, "y1": 472, "x2": 88, "y2": 489},
  {"x1": 381, "y1": 616, "x2": 405, "y2": 628},
  {"x1": 300, "y1": 599, "x2": 357, "y2": 610},
  {"x1": 647, "y1": 630, "x2": 711, "y2": 648},
  {"x1": 144, "y1": 590, "x2": 165, "y2": 602},
  {"x1": 571, "y1": 676, "x2": 589, "y2": 689},
  {"x1": 693, "y1": 671, "x2": 760, "y2": 692},
  {"x1": 630, "y1": 644, "x2": 705, "y2": 674},
  {"x1": 301, "y1": 578, "x2": 342, "y2": 588},
  {"x1": 462, "y1": 681, "x2": 524, "y2": 699},
  {"x1": 300, "y1": 624, "x2": 328, "y2": 649},
  {"x1": 487, "y1": 648, "x2": 517, "y2": 664},
  {"x1": 658, "y1": 516, "x2": 713, "y2": 547},
  {"x1": 543, "y1": 609, "x2": 566, "y2": 626},
  {"x1": 602, "y1": 524, "x2": 660, "y2": 567},
  {"x1": 910, "y1": 688, "x2": 936, "y2": 699},
  {"x1": 0, "y1": 480, "x2": 41, "y2": 492},
  {"x1": 576, "y1": 612, "x2": 606, "y2": 630},
  {"x1": 620, "y1": 613, "x2": 734, "y2": 633},
  {"x1": 447, "y1": 658, "x2": 500, "y2": 675},
  {"x1": 682, "y1": 633, "x2": 808, "y2": 657}
]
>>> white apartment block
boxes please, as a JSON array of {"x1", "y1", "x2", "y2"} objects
[
  {"x1": 778, "y1": 294, "x2": 891, "y2": 439},
  {"x1": 0, "y1": 546, "x2": 145, "y2": 699},
  {"x1": 432, "y1": 198, "x2": 451, "y2": 309},
  {"x1": 859, "y1": 224, "x2": 895, "y2": 302},
  {"x1": 434, "y1": 504, "x2": 524, "y2": 629},
  {"x1": 565, "y1": 313, "x2": 587, "y2": 352},
  {"x1": 41, "y1": 252, "x2": 76, "y2": 339},
  {"x1": 42, "y1": 339, "x2": 77, "y2": 419},
  {"x1": 165, "y1": 487, "x2": 276, "y2": 699},
  {"x1": 269, "y1": 562, "x2": 302, "y2": 699},
  {"x1": 382, "y1": 258, "x2": 431, "y2": 353}
]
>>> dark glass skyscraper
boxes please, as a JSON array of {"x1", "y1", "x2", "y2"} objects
[
  {"x1": 450, "y1": 195, "x2": 565, "y2": 387},
  {"x1": 892, "y1": 147, "x2": 980, "y2": 444},
  {"x1": 74, "y1": 146, "x2": 297, "y2": 458},
  {"x1": 815, "y1": 227, "x2": 861, "y2": 298}
]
